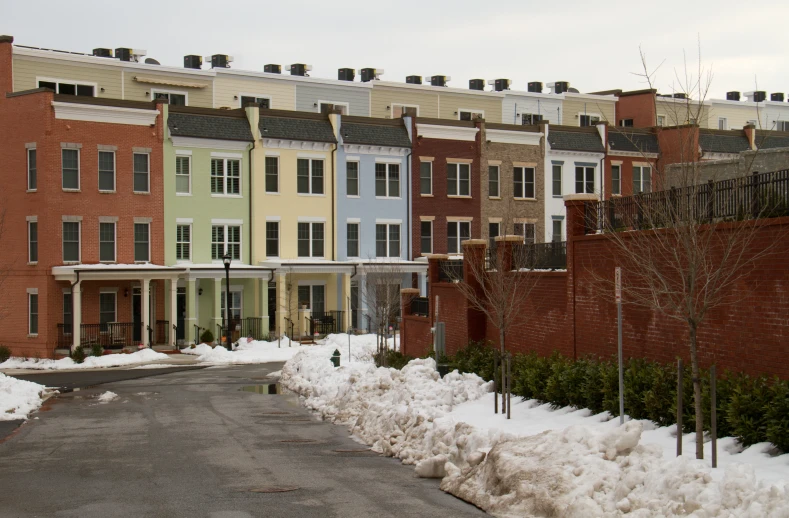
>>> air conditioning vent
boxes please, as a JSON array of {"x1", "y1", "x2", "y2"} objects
[
  {"x1": 406, "y1": 75, "x2": 422, "y2": 85},
  {"x1": 183, "y1": 55, "x2": 202, "y2": 69},
  {"x1": 338, "y1": 68, "x2": 355, "y2": 81},
  {"x1": 264, "y1": 64, "x2": 281, "y2": 74},
  {"x1": 428, "y1": 75, "x2": 449, "y2": 87},
  {"x1": 290, "y1": 63, "x2": 312, "y2": 76},
  {"x1": 527, "y1": 82, "x2": 543, "y2": 93},
  {"x1": 469, "y1": 79, "x2": 485, "y2": 91},
  {"x1": 360, "y1": 68, "x2": 383, "y2": 82},
  {"x1": 493, "y1": 79, "x2": 511, "y2": 92},
  {"x1": 206, "y1": 54, "x2": 232, "y2": 69},
  {"x1": 726, "y1": 91, "x2": 741, "y2": 101},
  {"x1": 92, "y1": 48, "x2": 112, "y2": 58},
  {"x1": 115, "y1": 48, "x2": 133, "y2": 62},
  {"x1": 771, "y1": 92, "x2": 784, "y2": 102}
]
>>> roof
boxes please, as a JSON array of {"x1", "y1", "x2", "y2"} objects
[
  {"x1": 698, "y1": 132, "x2": 750, "y2": 154},
  {"x1": 608, "y1": 130, "x2": 659, "y2": 154},
  {"x1": 548, "y1": 128, "x2": 604, "y2": 153},
  {"x1": 755, "y1": 131, "x2": 789, "y2": 150},
  {"x1": 168, "y1": 112, "x2": 253, "y2": 141},
  {"x1": 259, "y1": 113, "x2": 337, "y2": 143},
  {"x1": 341, "y1": 120, "x2": 410, "y2": 147}
]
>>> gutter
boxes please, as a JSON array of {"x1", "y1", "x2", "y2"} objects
[
  {"x1": 70, "y1": 270, "x2": 80, "y2": 351},
  {"x1": 331, "y1": 143, "x2": 337, "y2": 261},
  {"x1": 406, "y1": 150, "x2": 413, "y2": 260},
  {"x1": 248, "y1": 142, "x2": 254, "y2": 265}
]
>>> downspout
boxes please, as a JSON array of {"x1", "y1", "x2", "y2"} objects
[
  {"x1": 331, "y1": 143, "x2": 337, "y2": 261},
  {"x1": 406, "y1": 150, "x2": 412, "y2": 259},
  {"x1": 70, "y1": 270, "x2": 80, "y2": 351},
  {"x1": 600, "y1": 156, "x2": 605, "y2": 202},
  {"x1": 248, "y1": 142, "x2": 254, "y2": 263}
]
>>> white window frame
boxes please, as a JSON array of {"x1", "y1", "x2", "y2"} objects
[
  {"x1": 346, "y1": 221, "x2": 360, "y2": 258},
  {"x1": 318, "y1": 100, "x2": 349, "y2": 114},
  {"x1": 420, "y1": 219, "x2": 433, "y2": 255},
  {"x1": 265, "y1": 155, "x2": 279, "y2": 194},
  {"x1": 718, "y1": 117, "x2": 728, "y2": 130},
  {"x1": 375, "y1": 222, "x2": 401, "y2": 258},
  {"x1": 521, "y1": 113, "x2": 543, "y2": 125},
  {"x1": 134, "y1": 222, "x2": 151, "y2": 263},
  {"x1": 633, "y1": 165, "x2": 652, "y2": 194},
  {"x1": 62, "y1": 148, "x2": 80, "y2": 191},
  {"x1": 574, "y1": 165, "x2": 596, "y2": 194},
  {"x1": 774, "y1": 121, "x2": 788, "y2": 131},
  {"x1": 265, "y1": 219, "x2": 280, "y2": 258},
  {"x1": 62, "y1": 220, "x2": 81, "y2": 264},
  {"x1": 513, "y1": 166, "x2": 536, "y2": 200},
  {"x1": 238, "y1": 93, "x2": 272, "y2": 109},
  {"x1": 346, "y1": 160, "x2": 360, "y2": 197},
  {"x1": 151, "y1": 89, "x2": 188, "y2": 105},
  {"x1": 133, "y1": 152, "x2": 150, "y2": 194},
  {"x1": 99, "y1": 221, "x2": 117, "y2": 263},
  {"x1": 98, "y1": 289, "x2": 117, "y2": 333},
  {"x1": 578, "y1": 112, "x2": 602, "y2": 127},
  {"x1": 220, "y1": 286, "x2": 244, "y2": 324},
  {"x1": 447, "y1": 220, "x2": 471, "y2": 254},
  {"x1": 27, "y1": 147, "x2": 37, "y2": 192},
  {"x1": 488, "y1": 165, "x2": 500, "y2": 198},
  {"x1": 447, "y1": 162, "x2": 471, "y2": 197},
  {"x1": 391, "y1": 103, "x2": 419, "y2": 118},
  {"x1": 210, "y1": 156, "x2": 242, "y2": 197},
  {"x1": 375, "y1": 162, "x2": 401, "y2": 199},
  {"x1": 611, "y1": 163, "x2": 622, "y2": 196},
  {"x1": 28, "y1": 219, "x2": 38, "y2": 264},
  {"x1": 552, "y1": 163, "x2": 563, "y2": 198},
  {"x1": 657, "y1": 115, "x2": 666, "y2": 126},
  {"x1": 98, "y1": 150, "x2": 116, "y2": 193},
  {"x1": 211, "y1": 223, "x2": 242, "y2": 262},
  {"x1": 28, "y1": 291, "x2": 39, "y2": 336},
  {"x1": 296, "y1": 158, "x2": 325, "y2": 196},
  {"x1": 458, "y1": 108, "x2": 484, "y2": 121},
  {"x1": 175, "y1": 152, "x2": 192, "y2": 195},
  {"x1": 296, "y1": 281, "x2": 327, "y2": 313},
  {"x1": 176, "y1": 223, "x2": 192, "y2": 262},
  {"x1": 36, "y1": 76, "x2": 97, "y2": 97},
  {"x1": 297, "y1": 221, "x2": 325, "y2": 258},
  {"x1": 419, "y1": 161, "x2": 433, "y2": 196},
  {"x1": 551, "y1": 218, "x2": 564, "y2": 242}
]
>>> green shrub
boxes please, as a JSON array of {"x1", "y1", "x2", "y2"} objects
[
  {"x1": 454, "y1": 341, "x2": 496, "y2": 381},
  {"x1": 726, "y1": 373, "x2": 772, "y2": 447},
  {"x1": 91, "y1": 343, "x2": 104, "y2": 357},
  {"x1": 200, "y1": 330, "x2": 214, "y2": 344},
  {"x1": 70, "y1": 346, "x2": 86, "y2": 364},
  {"x1": 765, "y1": 380, "x2": 789, "y2": 452},
  {"x1": 376, "y1": 350, "x2": 414, "y2": 370},
  {"x1": 0, "y1": 345, "x2": 11, "y2": 363}
]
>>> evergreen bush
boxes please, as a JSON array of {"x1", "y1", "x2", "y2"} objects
[
  {"x1": 200, "y1": 330, "x2": 214, "y2": 344},
  {"x1": 70, "y1": 346, "x2": 86, "y2": 364},
  {"x1": 0, "y1": 345, "x2": 11, "y2": 363}
]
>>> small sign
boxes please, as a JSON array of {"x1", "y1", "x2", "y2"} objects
[{"x1": 615, "y1": 267, "x2": 622, "y2": 303}]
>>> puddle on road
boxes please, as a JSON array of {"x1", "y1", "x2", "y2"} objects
[{"x1": 240, "y1": 384, "x2": 281, "y2": 395}]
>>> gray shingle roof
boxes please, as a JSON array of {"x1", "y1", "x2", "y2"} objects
[
  {"x1": 259, "y1": 116, "x2": 336, "y2": 143},
  {"x1": 756, "y1": 133, "x2": 789, "y2": 150},
  {"x1": 168, "y1": 112, "x2": 253, "y2": 141},
  {"x1": 341, "y1": 122, "x2": 411, "y2": 148},
  {"x1": 548, "y1": 130, "x2": 604, "y2": 153},
  {"x1": 608, "y1": 131, "x2": 659, "y2": 154},
  {"x1": 699, "y1": 133, "x2": 750, "y2": 154}
]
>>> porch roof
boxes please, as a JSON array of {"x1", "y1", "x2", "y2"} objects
[
  {"x1": 182, "y1": 263, "x2": 276, "y2": 280},
  {"x1": 52, "y1": 263, "x2": 186, "y2": 282},
  {"x1": 258, "y1": 259, "x2": 428, "y2": 275}
]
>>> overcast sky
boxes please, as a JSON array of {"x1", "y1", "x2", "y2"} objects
[{"x1": 2, "y1": 0, "x2": 788, "y2": 99}]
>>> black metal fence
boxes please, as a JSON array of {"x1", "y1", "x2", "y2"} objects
[
  {"x1": 438, "y1": 260, "x2": 464, "y2": 282},
  {"x1": 585, "y1": 170, "x2": 789, "y2": 234},
  {"x1": 309, "y1": 311, "x2": 345, "y2": 336},
  {"x1": 410, "y1": 297, "x2": 430, "y2": 317},
  {"x1": 513, "y1": 241, "x2": 567, "y2": 270}
]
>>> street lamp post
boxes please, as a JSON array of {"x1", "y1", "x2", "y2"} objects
[{"x1": 223, "y1": 251, "x2": 232, "y2": 351}]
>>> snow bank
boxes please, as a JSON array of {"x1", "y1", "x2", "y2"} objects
[
  {"x1": 183, "y1": 337, "x2": 307, "y2": 364},
  {"x1": 97, "y1": 391, "x2": 119, "y2": 403},
  {"x1": 0, "y1": 349, "x2": 169, "y2": 371},
  {"x1": 0, "y1": 372, "x2": 46, "y2": 420}
]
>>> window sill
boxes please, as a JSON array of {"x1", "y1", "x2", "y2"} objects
[
  {"x1": 375, "y1": 196, "x2": 402, "y2": 200},
  {"x1": 420, "y1": 194, "x2": 434, "y2": 197},
  {"x1": 210, "y1": 194, "x2": 242, "y2": 198},
  {"x1": 176, "y1": 193, "x2": 192, "y2": 197},
  {"x1": 265, "y1": 191, "x2": 280, "y2": 196},
  {"x1": 176, "y1": 260, "x2": 192, "y2": 264},
  {"x1": 346, "y1": 195, "x2": 360, "y2": 199},
  {"x1": 28, "y1": 261, "x2": 38, "y2": 266},
  {"x1": 63, "y1": 261, "x2": 81, "y2": 265},
  {"x1": 133, "y1": 191, "x2": 151, "y2": 195},
  {"x1": 447, "y1": 195, "x2": 472, "y2": 199},
  {"x1": 297, "y1": 193, "x2": 326, "y2": 197},
  {"x1": 514, "y1": 198, "x2": 537, "y2": 202},
  {"x1": 489, "y1": 196, "x2": 501, "y2": 200},
  {"x1": 27, "y1": 189, "x2": 37, "y2": 193},
  {"x1": 99, "y1": 190, "x2": 116, "y2": 194},
  {"x1": 100, "y1": 261, "x2": 117, "y2": 264},
  {"x1": 134, "y1": 260, "x2": 150, "y2": 264},
  {"x1": 62, "y1": 188, "x2": 81, "y2": 193},
  {"x1": 552, "y1": 195, "x2": 563, "y2": 198},
  {"x1": 28, "y1": 334, "x2": 39, "y2": 338}
]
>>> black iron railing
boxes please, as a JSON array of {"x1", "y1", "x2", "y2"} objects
[
  {"x1": 410, "y1": 297, "x2": 430, "y2": 317},
  {"x1": 57, "y1": 322, "x2": 137, "y2": 350},
  {"x1": 309, "y1": 311, "x2": 344, "y2": 336},
  {"x1": 239, "y1": 317, "x2": 265, "y2": 340},
  {"x1": 155, "y1": 320, "x2": 169, "y2": 345},
  {"x1": 513, "y1": 241, "x2": 567, "y2": 270},
  {"x1": 438, "y1": 260, "x2": 464, "y2": 282},
  {"x1": 586, "y1": 170, "x2": 789, "y2": 234}
]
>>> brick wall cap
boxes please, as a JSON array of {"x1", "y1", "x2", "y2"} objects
[
  {"x1": 0, "y1": 35, "x2": 13, "y2": 44},
  {"x1": 563, "y1": 194, "x2": 598, "y2": 202},
  {"x1": 494, "y1": 235, "x2": 525, "y2": 243},
  {"x1": 425, "y1": 254, "x2": 450, "y2": 260},
  {"x1": 401, "y1": 288, "x2": 420, "y2": 294},
  {"x1": 462, "y1": 239, "x2": 488, "y2": 247}
]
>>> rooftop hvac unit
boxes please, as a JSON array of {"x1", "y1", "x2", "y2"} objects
[
  {"x1": 726, "y1": 91, "x2": 741, "y2": 101},
  {"x1": 406, "y1": 75, "x2": 422, "y2": 84},
  {"x1": 360, "y1": 68, "x2": 383, "y2": 82},
  {"x1": 206, "y1": 54, "x2": 232, "y2": 68},
  {"x1": 264, "y1": 64, "x2": 281, "y2": 74},
  {"x1": 552, "y1": 81, "x2": 570, "y2": 94},
  {"x1": 751, "y1": 91, "x2": 766, "y2": 103},
  {"x1": 469, "y1": 79, "x2": 485, "y2": 91},
  {"x1": 183, "y1": 55, "x2": 202, "y2": 69},
  {"x1": 491, "y1": 78, "x2": 511, "y2": 92},
  {"x1": 673, "y1": 93, "x2": 687, "y2": 99},
  {"x1": 428, "y1": 75, "x2": 449, "y2": 87},
  {"x1": 338, "y1": 68, "x2": 355, "y2": 81},
  {"x1": 115, "y1": 48, "x2": 138, "y2": 62},
  {"x1": 527, "y1": 81, "x2": 543, "y2": 93},
  {"x1": 771, "y1": 92, "x2": 784, "y2": 102},
  {"x1": 92, "y1": 48, "x2": 112, "y2": 58},
  {"x1": 290, "y1": 63, "x2": 312, "y2": 76}
]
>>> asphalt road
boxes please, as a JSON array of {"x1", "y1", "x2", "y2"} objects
[
  {"x1": 9, "y1": 365, "x2": 206, "y2": 391},
  {"x1": 0, "y1": 364, "x2": 486, "y2": 518}
]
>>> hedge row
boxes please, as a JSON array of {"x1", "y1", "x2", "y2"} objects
[{"x1": 435, "y1": 341, "x2": 789, "y2": 453}]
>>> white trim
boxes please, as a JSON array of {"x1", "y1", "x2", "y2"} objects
[
  {"x1": 27, "y1": 147, "x2": 37, "y2": 191},
  {"x1": 62, "y1": 219, "x2": 82, "y2": 264},
  {"x1": 376, "y1": 218, "x2": 402, "y2": 224},
  {"x1": 457, "y1": 108, "x2": 485, "y2": 121},
  {"x1": 486, "y1": 129, "x2": 542, "y2": 145},
  {"x1": 419, "y1": 219, "x2": 433, "y2": 255},
  {"x1": 132, "y1": 152, "x2": 151, "y2": 194},
  {"x1": 97, "y1": 149, "x2": 116, "y2": 192},
  {"x1": 346, "y1": 217, "x2": 362, "y2": 223},
  {"x1": 238, "y1": 92, "x2": 272, "y2": 109},
  {"x1": 210, "y1": 156, "x2": 243, "y2": 196},
  {"x1": 345, "y1": 155, "x2": 360, "y2": 161},
  {"x1": 176, "y1": 222, "x2": 192, "y2": 262},
  {"x1": 317, "y1": 100, "x2": 349, "y2": 114},
  {"x1": 264, "y1": 151, "x2": 281, "y2": 157},
  {"x1": 211, "y1": 218, "x2": 244, "y2": 225},
  {"x1": 265, "y1": 215, "x2": 282, "y2": 221},
  {"x1": 175, "y1": 154, "x2": 192, "y2": 195},
  {"x1": 296, "y1": 152, "x2": 328, "y2": 159},
  {"x1": 577, "y1": 112, "x2": 602, "y2": 127},
  {"x1": 297, "y1": 216, "x2": 327, "y2": 223},
  {"x1": 36, "y1": 76, "x2": 97, "y2": 96},
  {"x1": 28, "y1": 291, "x2": 39, "y2": 336},
  {"x1": 28, "y1": 220, "x2": 38, "y2": 264},
  {"x1": 98, "y1": 220, "x2": 117, "y2": 263},
  {"x1": 176, "y1": 218, "x2": 194, "y2": 224},
  {"x1": 170, "y1": 136, "x2": 250, "y2": 151},
  {"x1": 26, "y1": 287, "x2": 39, "y2": 295},
  {"x1": 52, "y1": 101, "x2": 158, "y2": 126},
  {"x1": 417, "y1": 124, "x2": 479, "y2": 141},
  {"x1": 210, "y1": 151, "x2": 243, "y2": 159},
  {"x1": 263, "y1": 139, "x2": 333, "y2": 151},
  {"x1": 61, "y1": 147, "x2": 81, "y2": 191},
  {"x1": 346, "y1": 221, "x2": 361, "y2": 259},
  {"x1": 446, "y1": 162, "x2": 472, "y2": 197},
  {"x1": 133, "y1": 221, "x2": 151, "y2": 263},
  {"x1": 152, "y1": 88, "x2": 188, "y2": 105},
  {"x1": 374, "y1": 157, "x2": 403, "y2": 164},
  {"x1": 175, "y1": 149, "x2": 192, "y2": 156}
]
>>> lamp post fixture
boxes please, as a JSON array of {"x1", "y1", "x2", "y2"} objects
[{"x1": 223, "y1": 251, "x2": 232, "y2": 351}]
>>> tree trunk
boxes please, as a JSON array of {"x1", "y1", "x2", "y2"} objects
[
  {"x1": 500, "y1": 328, "x2": 506, "y2": 414},
  {"x1": 689, "y1": 320, "x2": 704, "y2": 460}
]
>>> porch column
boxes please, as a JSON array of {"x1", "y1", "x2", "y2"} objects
[
  {"x1": 259, "y1": 278, "x2": 270, "y2": 336},
  {"x1": 72, "y1": 281, "x2": 82, "y2": 351},
  {"x1": 276, "y1": 273, "x2": 287, "y2": 337},
  {"x1": 169, "y1": 279, "x2": 178, "y2": 348},
  {"x1": 359, "y1": 272, "x2": 369, "y2": 333},
  {"x1": 213, "y1": 278, "x2": 222, "y2": 342},
  {"x1": 418, "y1": 272, "x2": 427, "y2": 297},
  {"x1": 341, "y1": 273, "x2": 351, "y2": 332},
  {"x1": 186, "y1": 279, "x2": 197, "y2": 344},
  {"x1": 141, "y1": 278, "x2": 150, "y2": 347}
]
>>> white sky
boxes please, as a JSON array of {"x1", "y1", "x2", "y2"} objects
[{"x1": 2, "y1": 0, "x2": 788, "y2": 100}]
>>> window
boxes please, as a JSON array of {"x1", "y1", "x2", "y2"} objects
[
  {"x1": 392, "y1": 104, "x2": 418, "y2": 118},
  {"x1": 376, "y1": 223, "x2": 400, "y2": 258},
  {"x1": 98, "y1": 151, "x2": 115, "y2": 191},
  {"x1": 211, "y1": 158, "x2": 241, "y2": 195},
  {"x1": 99, "y1": 222, "x2": 116, "y2": 262},
  {"x1": 152, "y1": 91, "x2": 186, "y2": 105},
  {"x1": 514, "y1": 223, "x2": 536, "y2": 245},
  {"x1": 579, "y1": 114, "x2": 601, "y2": 127},
  {"x1": 657, "y1": 115, "x2": 666, "y2": 126},
  {"x1": 27, "y1": 148, "x2": 37, "y2": 190},
  {"x1": 297, "y1": 222, "x2": 324, "y2": 258},
  {"x1": 619, "y1": 119, "x2": 634, "y2": 127},
  {"x1": 420, "y1": 221, "x2": 432, "y2": 254},
  {"x1": 175, "y1": 156, "x2": 191, "y2": 194},
  {"x1": 347, "y1": 223, "x2": 359, "y2": 257},
  {"x1": 447, "y1": 221, "x2": 471, "y2": 254},
  {"x1": 320, "y1": 102, "x2": 348, "y2": 115},
  {"x1": 447, "y1": 163, "x2": 471, "y2": 196},
  {"x1": 240, "y1": 96, "x2": 270, "y2": 108},
  {"x1": 266, "y1": 221, "x2": 279, "y2": 257},
  {"x1": 514, "y1": 167, "x2": 535, "y2": 199},
  {"x1": 489, "y1": 165, "x2": 500, "y2": 197},
  {"x1": 420, "y1": 162, "x2": 432, "y2": 195},
  {"x1": 62, "y1": 221, "x2": 80, "y2": 262},
  {"x1": 133, "y1": 153, "x2": 150, "y2": 193},
  {"x1": 212, "y1": 225, "x2": 241, "y2": 260},
  {"x1": 265, "y1": 156, "x2": 279, "y2": 193},
  {"x1": 575, "y1": 166, "x2": 595, "y2": 194},
  {"x1": 633, "y1": 166, "x2": 652, "y2": 194},
  {"x1": 176, "y1": 224, "x2": 191, "y2": 261},
  {"x1": 297, "y1": 159, "x2": 324, "y2": 195},
  {"x1": 28, "y1": 221, "x2": 38, "y2": 263},
  {"x1": 134, "y1": 223, "x2": 150, "y2": 262},
  {"x1": 297, "y1": 285, "x2": 325, "y2": 314},
  {"x1": 552, "y1": 220, "x2": 563, "y2": 242},
  {"x1": 99, "y1": 292, "x2": 116, "y2": 332},
  {"x1": 611, "y1": 165, "x2": 621, "y2": 195},
  {"x1": 63, "y1": 293, "x2": 73, "y2": 335},
  {"x1": 488, "y1": 222, "x2": 500, "y2": 245},
  {"x1": 38, "y1": 79, "x2": 94, "y2": 97},
  {"x1": 62, "y1": 149, "x2": 79, "y2": 190},
  {"x1": 375, "y1": 163, "x2": 400, "y2": 198},
  {"x1": 220, "y1": 290, "x2": 243, "y2": 322},
  {"x1": 459, "y1": 110, "x2": 484, "y2": 121},
  {"x1": 346, "y1": 161, "x2": 359, "y2": 196},
  {"x1": 29, "y1": 293, "x2": 39, "y2": 335},
  {"x1": 776, "y1": 121, "x2": 789, "y2": 131},
  {"x1": 552, "y1": 164, "x2": 563, "y2": 197},
  {"x1": 718, "y1": 117, "x2": 728, "y2": 130},
  {"x1": 522, "y1": 114, "x2": 543, "y2": 125}
]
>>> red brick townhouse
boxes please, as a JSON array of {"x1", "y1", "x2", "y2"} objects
[
  {"x1": 0, "y1": 36, "x2": 181, "y2": 357},
  {"x1": 603, "y1": 125, "x2": 660, "y2": 198},
  {"x1": 410, "y1": 117, "x2": 483, "y2": 259}
]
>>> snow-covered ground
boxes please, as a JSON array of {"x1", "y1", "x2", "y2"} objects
[
  {"x1": 0, "y1": 349, "x2": 169, "y2": 371},
  {"x1": 281, "y1": 335, "x2": 789, "y2": 517},
  {"x1": 0, "y1": 373, "x2": 46, "y2": 421}
]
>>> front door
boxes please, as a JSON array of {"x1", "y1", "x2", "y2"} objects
[
  {"x1": 351, "y1": 283, "x2": 359, "y2": 329},
  {"x1": 176, "y1": 288, "x2": 186, "y2": 343}
]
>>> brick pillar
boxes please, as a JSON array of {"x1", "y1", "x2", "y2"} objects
[
  {"x1": 400, "y1": 288, "x2": 419, "y2": 356},
  {"x1": 564, "y1": 194, "x2": 597, "y2": 359},
  {"x1": 743, "y1": 123, "x2": 756, "y2": 150},
  {"x1": 462, "y1": 240, "x2": 487, "y2": 342},
  {"x1": 494, "y1": 235, "x2": 524, "y2": 271},
  {"x1": 0, "y1": 35, "x2": 14, "y2": 99}
]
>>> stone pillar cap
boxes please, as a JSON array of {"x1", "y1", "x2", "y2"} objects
[
  {"x1": 425, "y1": 254, "x2": 450, "y2": 260},
  {"x1": 462, "y1": 239, "x2": 488, "y2": 247},
  {"x1": 494, "y1": 235, "x2": 524, "y2": 242},
  {"x1": 563, "y1": 193, "x2": 598, "y2": 202},
  {"x1": 400, "y1": 288, "x2": 420, "y2": 294}
]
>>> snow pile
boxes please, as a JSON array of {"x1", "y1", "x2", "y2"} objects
[
  {"x1": 97, "y1": 391, "x2": 119, "y2": 403},
  {"x1": 185, "y1": 337, "x2": 307, "y2": 364},
  {"x1": 0, "y1": 349, "x2": 169, "y2": 371},
  {"x1": 0, "y1": 372, "x2": 46, "y2": 420}
]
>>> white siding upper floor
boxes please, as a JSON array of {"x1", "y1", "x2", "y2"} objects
[
  {"x1": 502, "y1": 92, "x2": 563, "y2": 125},
  {"x1": 295, "y1": 82, "x2": 371, "y2": 116},
  {"x1": 214, "y1": 69, "x2": 296, "y2": 110},
  {"x1": 707, "y1": 99, "x2": 789, "y2": 131}
]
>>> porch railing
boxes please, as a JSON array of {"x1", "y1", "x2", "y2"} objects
[
  {"x1": 155, "y1": 320, "x2": 169, "y2": 345},
  {"x1": 57, "y1": 322, "x2": 137, "y2": 350},
  {"x1": 240, "y1": 317, "x2": 265, "y2": 340},
  {"x1": 410, "y1": 297, "x2": 430, "y2": 317},
  {"x1": 309, "y1": 311, "x2": 345, "y2": 336},
  {"x1": 438, "y1": 260, "x2": 464, "y2": 282}
]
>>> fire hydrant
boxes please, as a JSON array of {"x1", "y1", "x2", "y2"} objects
[{"x1": 330, "y1": 349, "x2": 341, "y2": 368}]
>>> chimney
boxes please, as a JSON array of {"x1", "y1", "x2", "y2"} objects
[
  {"x1": 183, "y1": 55, "x2": 202, "y2": 69},
  {"x1": 0, "y1": 35, "x2": 13, "y2": 98},
  {"x1": 469, "y1": 79, "x2": 485, "y2": 91},
  {"x1": 743, "y1": 123, "x2": 756, "y2": 150}
]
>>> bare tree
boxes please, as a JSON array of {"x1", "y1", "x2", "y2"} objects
[
  {"x1": 359, "y1": 259, "x2": 408, "y2": 363},
  {"x1": 593, "y1": 45, "x2": 781, "y2": 459}
]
